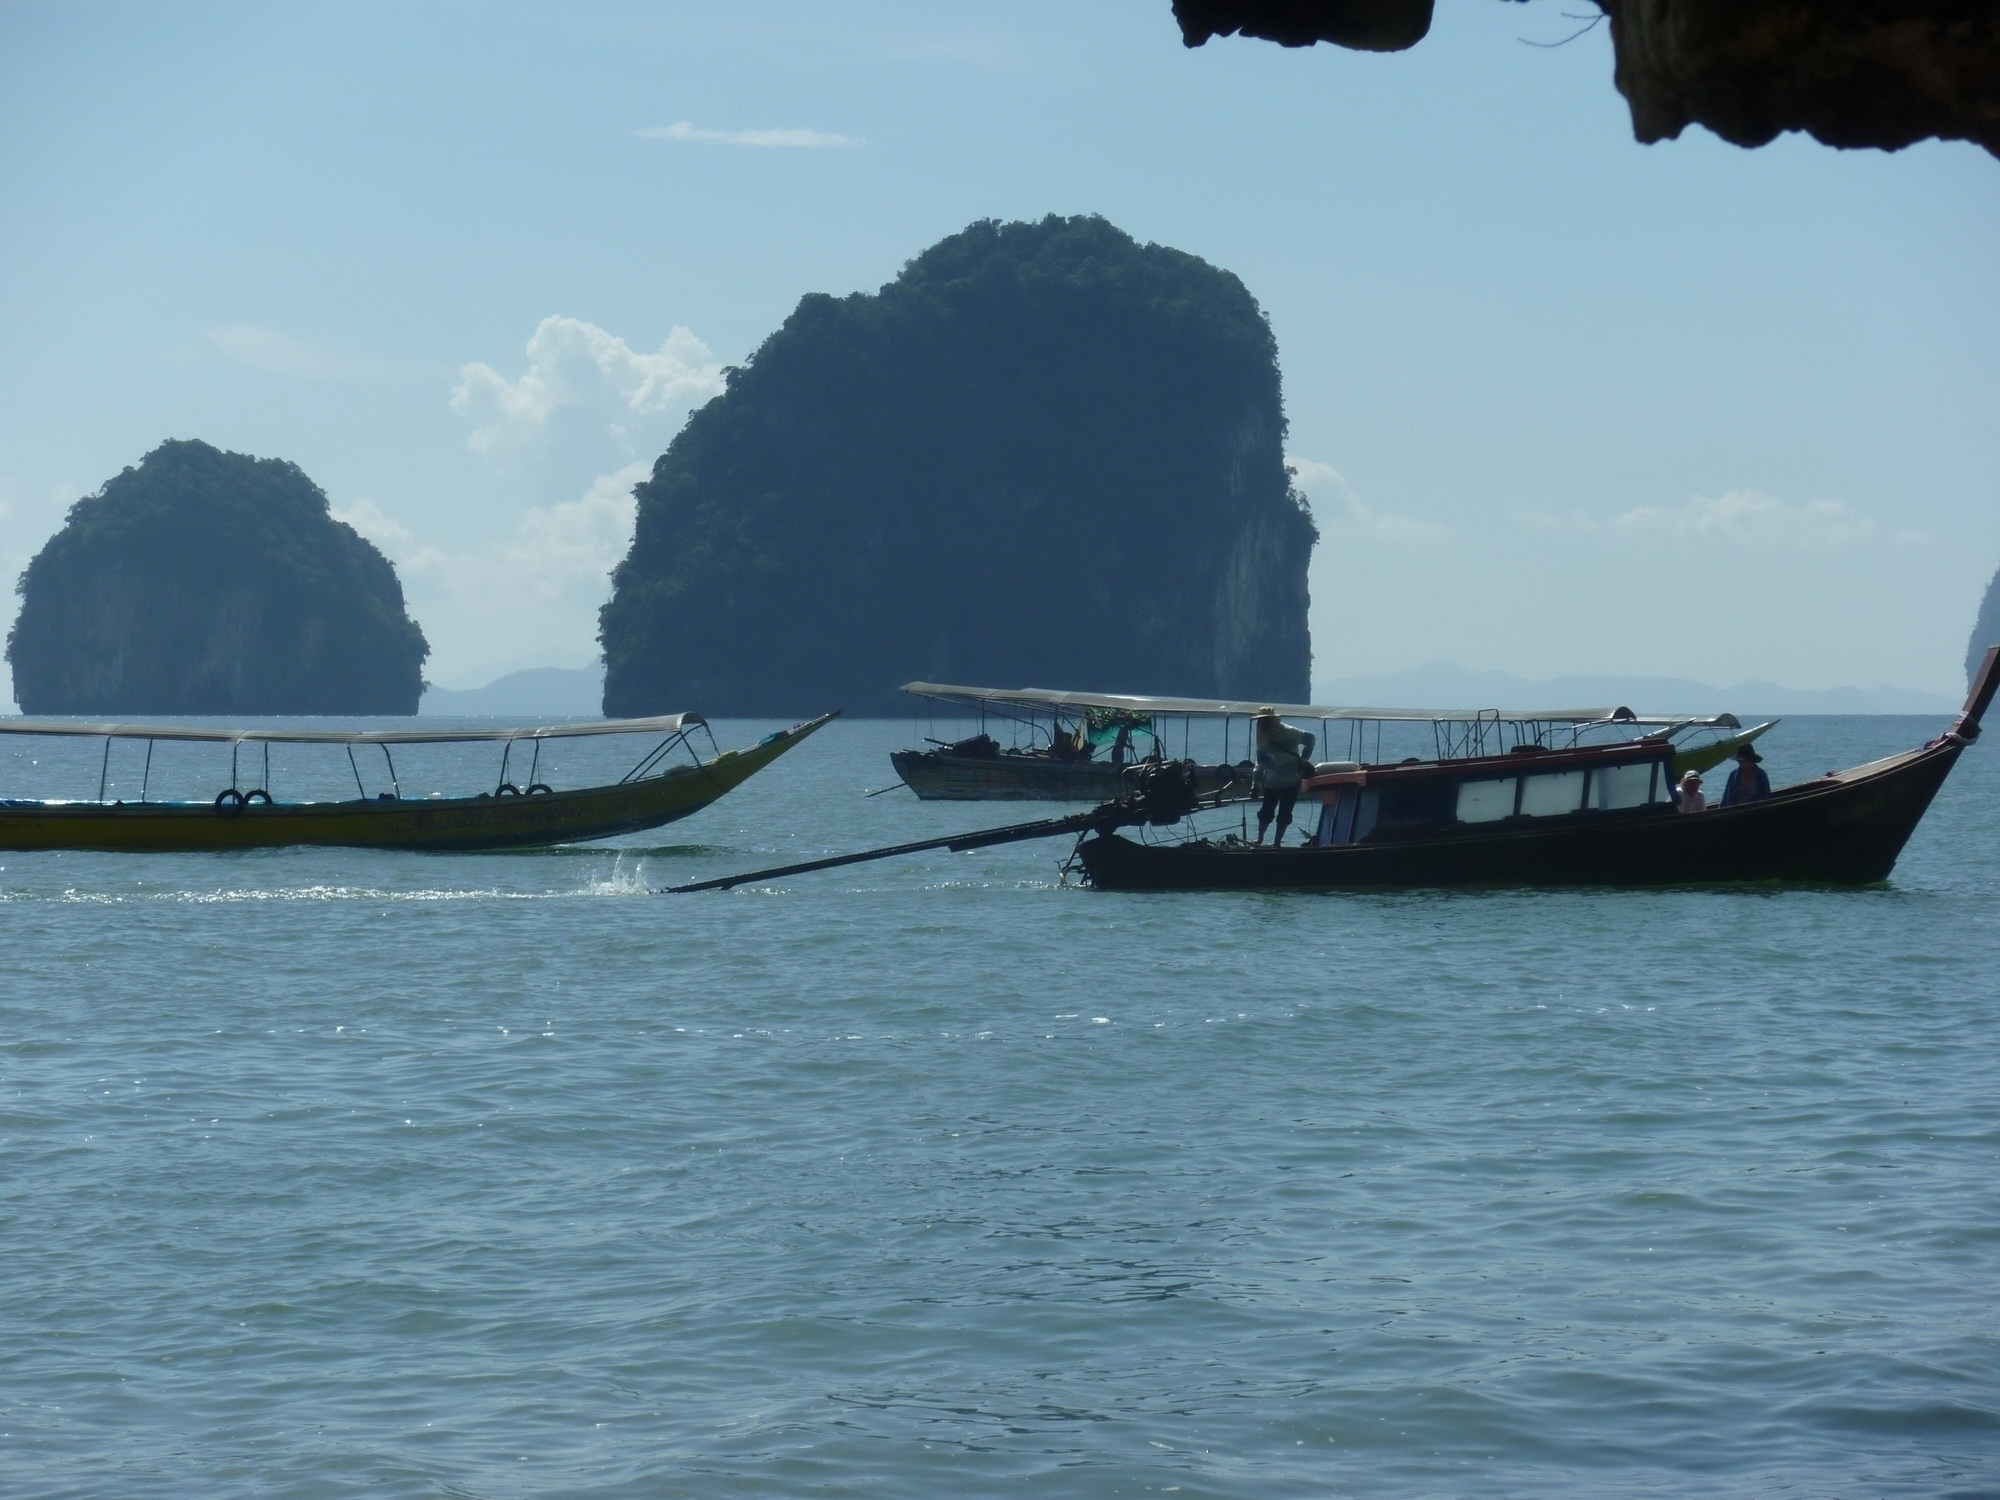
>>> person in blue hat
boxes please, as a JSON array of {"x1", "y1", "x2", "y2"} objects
[{"x1": 1719, "y1": 743, "x2": 1771, "y2": 806}]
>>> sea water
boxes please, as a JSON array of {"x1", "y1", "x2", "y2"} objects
[{"x1": 1, "y1": 716, "x2": 1995, "y2": 1498}]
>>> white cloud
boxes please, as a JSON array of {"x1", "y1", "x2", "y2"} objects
[
  {"x1": 1290, "y1": 457, "x2": 1451, "y2": 545},
  {"x1": 1613, "y1": 489, "x2": 1878, "y2": 548},
  {"x1": 637, "y1": 121, "x2": 862, "y2": 149},
  {"x1": 1511, "y1": 506, "x2": 1594, "y2": 533},
  {"x1": 206, "y1": 323, "x2": 384, "y2": 381},
  {"x1": 338, "y1": 463, "x2": 640, "y2": 613},
  {"x1": 1512, "y1": 490, "x2": 1926, "y2": 549},
  {"x1": 334, "y1": 462, "x2": 647, "y2": 684},
  {"x1": 331, "y1": 497, "x2": 414, "y2": 552},
  {"x1": 451, "y1": 317, "x2": 723, "y2": 458}
]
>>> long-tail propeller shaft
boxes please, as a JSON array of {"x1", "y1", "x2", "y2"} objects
[{"x1": 665, "y1": 761, "x2": 1205, "y2": 893}]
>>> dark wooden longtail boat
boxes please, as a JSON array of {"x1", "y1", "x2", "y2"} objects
[
  {"x1": 1073, "y1": 652, "x2": 2000, "y2": 892},
  {"x1": 891, "y1": 682, "x2": 1257, "y2": 801},
  {"x1": 0, "y1": 712, "x2": 835, "y2": 853}
]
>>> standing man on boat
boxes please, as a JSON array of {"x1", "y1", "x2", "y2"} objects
[
  {"x1": 1719, "y1": 743, "x2": 1772, "y2": 805},
  {"x1": 1252, "y1": 707, "x2": 1316, "y2": 847}
]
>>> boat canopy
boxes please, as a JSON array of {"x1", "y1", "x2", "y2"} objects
[
  {"x1": 901, "y1": 681, "x2": 1707, "y2": 727},
  {"x1": 0, "y1": 712, "x2": 705, "y2": 745}
]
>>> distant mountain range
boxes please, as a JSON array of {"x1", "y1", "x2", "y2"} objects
[
  {"x1": 421, "y1": 665, "x2": 603, "y2": 717},
  {"x1": 411, "y1": 659, "x2": 1957, "y2": 721},
  {"x1": 1311, "y1": 663, "x2": 1959, "y2": 717}
]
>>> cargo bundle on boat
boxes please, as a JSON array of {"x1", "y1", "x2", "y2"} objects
[{"x1": 0, "y1": 711, "x2": 835, "y2": 852}]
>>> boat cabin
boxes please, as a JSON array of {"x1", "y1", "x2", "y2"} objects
[{"x1": 1303, "y1": 741, "x2": 1677, "y2": 846}]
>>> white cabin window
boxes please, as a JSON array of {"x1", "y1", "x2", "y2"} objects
[
  {"x1": 1588, "y1": 762, "x2": 1656, "y2": 810},
  {"x1": 1519, "y1": 769, "x2": 1587, "y2": 817},
  {"x1": 1456, "y1": 778, "x2": 1515, "y2": 823}
]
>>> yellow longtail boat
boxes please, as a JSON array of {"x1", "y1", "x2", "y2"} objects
[{"x1": 0, "y1": 711, "x2": 835, "y2": 852}]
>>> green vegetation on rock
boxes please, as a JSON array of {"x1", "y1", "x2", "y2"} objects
[
  {"x1": 601, "y1": 214, "x2": 1315, "y2": 716},
  {"x1": 8, "y1": 439, "x2": 428, "y2": 714}
]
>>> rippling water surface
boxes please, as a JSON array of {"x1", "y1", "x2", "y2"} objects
[{"x1": 2, "y1": 715, "x2": 1996, "y2": 1498}]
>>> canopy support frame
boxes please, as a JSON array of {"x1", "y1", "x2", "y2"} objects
[{"x1": 620, "y1": 729, "x2": 695, "y2": 784}]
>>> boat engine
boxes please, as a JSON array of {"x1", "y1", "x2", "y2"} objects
[{"x1": 1114, "y1": 759, "x2": 1202, "y2": 828}]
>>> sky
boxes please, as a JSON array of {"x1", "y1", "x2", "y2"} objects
[{"x1": 1, "y1": 0, "x2": 1995, "y2": 700}]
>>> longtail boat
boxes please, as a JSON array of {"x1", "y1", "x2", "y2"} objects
[
  {"x1": 891, "y1": 680, "x2": 1766, "y2": 802},
  {"x1": 1073, "y1": 653, "x2": 1997, "y2": 892},
  {"x1": 0, "y1": 711, "x2": 834, "y2": 852},
  {"x1": 675, "y1": 653, "x2": 1992, "y2": 895}
]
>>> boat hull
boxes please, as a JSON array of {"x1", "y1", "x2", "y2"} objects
[
  {"x1": 1077, "y1": 739, "x2": 1963, "y2": 891},
  {"x1": 891, "y1": 749, "x2": 1250, "y2": 802},
  {"x1": 0, "y1": 715, "x2": 833, "y2": 853}
]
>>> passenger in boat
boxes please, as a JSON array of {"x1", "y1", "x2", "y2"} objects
[
  {"x1": 1719, "y1": 744, "x2": 1771, "y2": 805},
  {"x1": 1252, "y1": 707, "x2": 1317, "y2": 847},
  {"x1": 1048, "y1": 722, "x2": 1092, "y2": 763},
  {"x1": 1110, "y1": 724, "x2": 1134, "y2": 767},
  {"x1": 1676, "y1": 770, "x2": 1707, "y2": 813}
]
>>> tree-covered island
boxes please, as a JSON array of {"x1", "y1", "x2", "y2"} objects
[
  {"x1": 8, "y1": 439, "x2": 428, "y2": 714},
  {"x1": 601, "y1": 214, "x2": 1316, "y2": 716}
]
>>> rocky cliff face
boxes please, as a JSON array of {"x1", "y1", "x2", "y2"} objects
[
  {"x1": 1968, "y1": 567, "x2": 2000, "y2": 690},
  {"x1": 1173, "y1": 0, "x2": 1433, "y2": 51},
  {"x1": 1601, "y1": 0, "x2": 2000, "y2": 157},
  {"x1": 600, "y1": 215, "x2": 1316, "y2": 717},
  {"x1": 1174, "y1": 0, "x2": 2000, "y2": 158},
  {"x1": 8, "y1": 440, "x2": 428, "y2": 714}
]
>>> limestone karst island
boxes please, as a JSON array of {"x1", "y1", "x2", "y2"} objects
[
  {"x1": 7, "y1": 439, "x2": 428, "y2": 715},
  {"x1": 600, "y1": 214, "x2": 1317, "y2": 717}
]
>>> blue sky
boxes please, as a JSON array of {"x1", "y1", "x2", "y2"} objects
[{"x1": 2, "y1": 0, "x2": 1995, "y2": 697}]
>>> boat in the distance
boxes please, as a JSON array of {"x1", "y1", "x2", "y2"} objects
[
  {"x1": 890, "y1": 680, "x2": 1770, "y2": 802},
  {"x1": 891, "y1": 681, "x2": 1242, "y2": 800},
  {"x1": 0, "y1": 711, "x2": 835, "y2": 852},
  {"x1": 1071, "y1": 653, "x2": 2000, "y2": 892}
]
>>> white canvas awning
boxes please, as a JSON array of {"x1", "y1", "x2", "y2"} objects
[
  {"x1": 0, "y1": 712, "x2": 705, "y2": 745},
  {"x1": 900, "y1": 682, "x2": 1663, "y2": 726}
]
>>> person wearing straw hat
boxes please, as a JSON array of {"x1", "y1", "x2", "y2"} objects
[
  {"x1": 1676, "y1": 769, "x2": 1707, "y2": 813},
  {"x1": 1719, "y1": 743, "x2": 1771, "y2": 806},
  {"x1": 1252, "y1": 706, "x2": 1316, "y2": 847}
]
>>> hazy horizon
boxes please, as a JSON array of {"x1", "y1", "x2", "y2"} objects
[{"x1": 389, "y1": 658, "x2": 1966, "y2": 724}]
